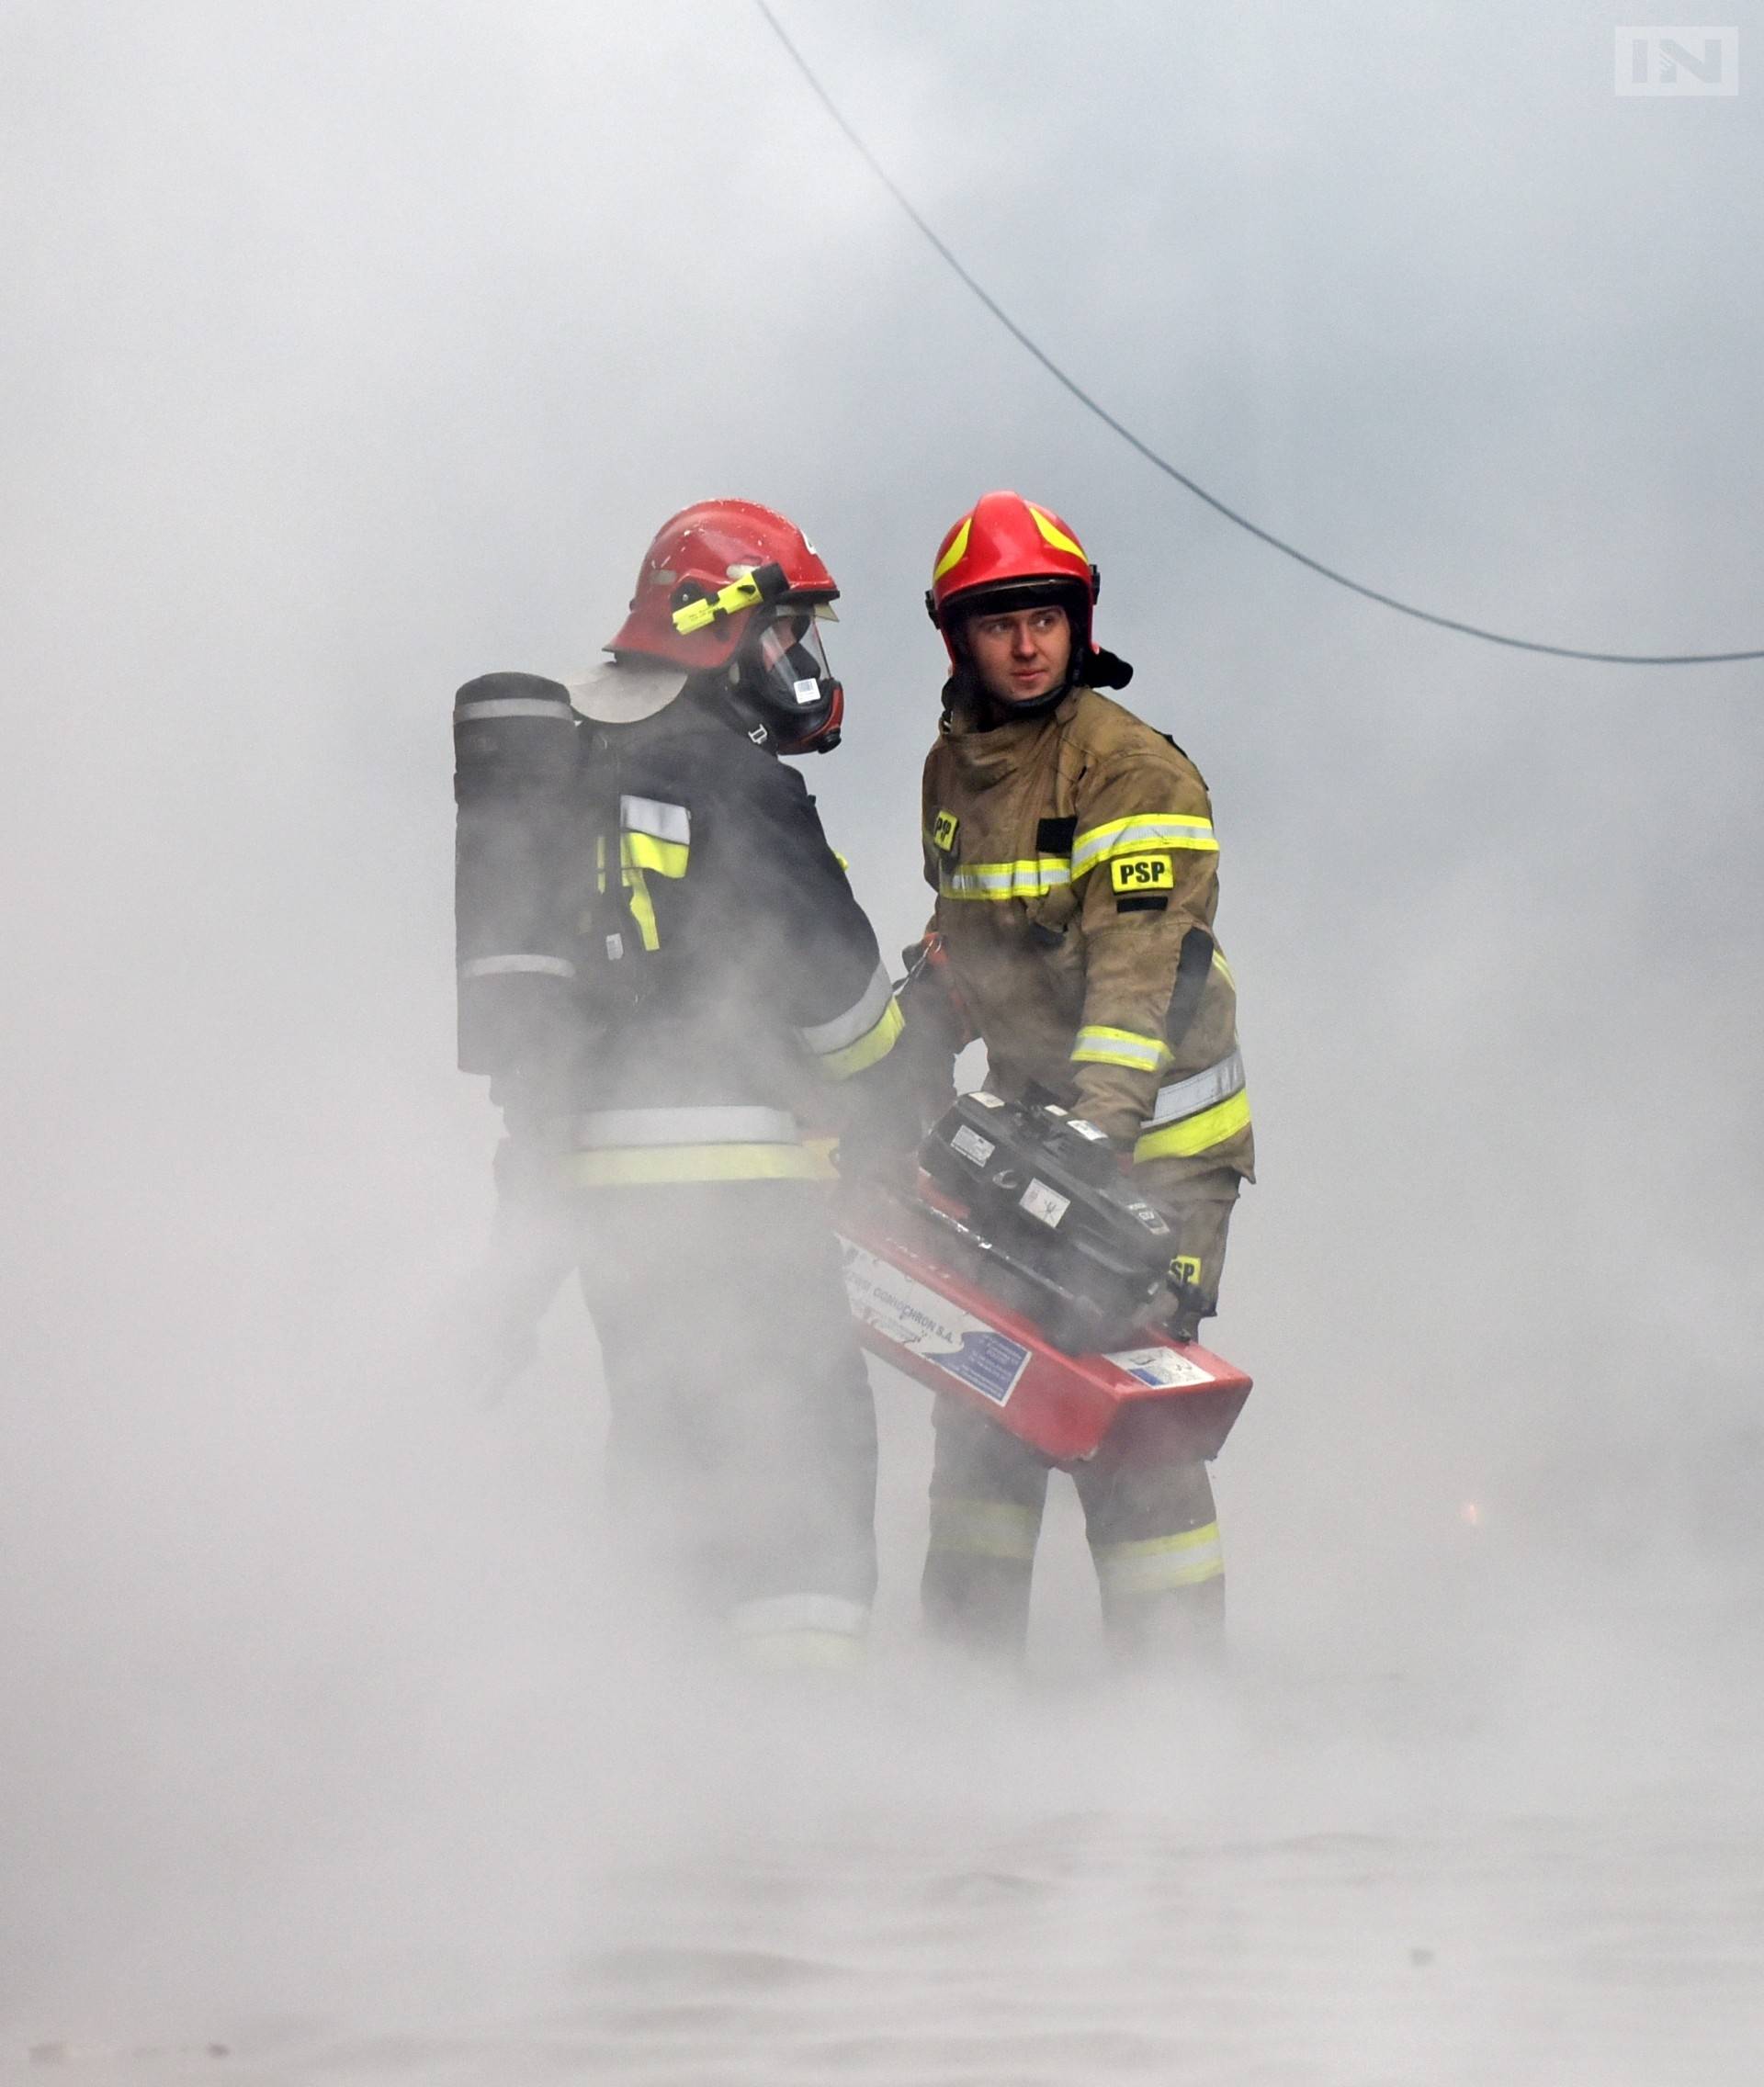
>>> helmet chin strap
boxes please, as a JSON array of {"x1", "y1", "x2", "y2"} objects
[
  {"x1": 948, "y1": 643, "x2": 1133, "y2": 727},
  {"x1": 978, "y1": 677, "x2": 1071, "y2": 728}
]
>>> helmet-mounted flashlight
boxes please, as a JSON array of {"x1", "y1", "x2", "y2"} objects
[{"x1": 670, "y1": 558, "x2": 792, "y2": 636}]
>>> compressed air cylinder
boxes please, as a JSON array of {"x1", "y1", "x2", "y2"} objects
[{"x1": 453, "y1": 672, "x2": 581, "y2": 1079}]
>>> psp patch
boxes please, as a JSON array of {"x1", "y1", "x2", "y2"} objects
[
  {"x1": 1110, "y1": 853, "x2": 1174, "y2": 894},
  {"x1": 931, "y1": 809, "x2": 960, "y2": 853}
]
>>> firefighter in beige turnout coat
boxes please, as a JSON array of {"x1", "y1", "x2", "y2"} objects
[{"x1": 916, "y1": 491, "x2": 1254, "y2": 1662}]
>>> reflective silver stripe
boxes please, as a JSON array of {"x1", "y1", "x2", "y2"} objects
[
  {"x1": 1070, "y1": 815, "x2": 1216, "y2": 874},
  {"x1": 574, "y1": 1104, "x2": 799, "y2": 1150},
  {"x1": 797, "y1": 962, "x2": 893, "y2": 1055},
  {"x1": 1145, "y1": 1048, "x2": 1245, "y2": 1128},
  {"x1": 619, "y1": 794, "x2": 691, "y2": 843},
  {"x1": 454, "y1": 697, "x2": 576, "y2": 722},
  {"x1": 730, "y1": 1594, "x2": 869, "y2": 1640},
  {"x1": 1092, "y1": 1525, "x2": 1224, "y2": 1594},
  {"x1": 1071, "y1": 1025, "x2": 1168, "y2": 1071},
  {"x1": 939, "y1": 859, "x2": 1070, "y2": 898},
  {"x1": 458, "y1": 953, "x2": 576, "y2": 980}
]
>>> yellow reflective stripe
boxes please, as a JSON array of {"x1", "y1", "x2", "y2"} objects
[
  {"x1": 622, "y1": 864, "x2": 660, "y2": 951},
  {"x1": 593, "y1": 834, "x2": 682, "y2": 950},
  {"x1": 817, "y1": 998, "x2": 903, "y2": 1082},
  {"x1": 1071, "y1": 1024, "x2": 1170, "y2": 1073},
  {"x1": 1070, "y1": 814, "x2": 1216, "y2": 874},
  {"x1": 1027, "y1": 503, "x2": 1086, "y2": 560},
  {"x1": 1212, "y1": 949, "x2": 1235, "y2": 988},
  {"x1": 1132, "y1": 1087, "x2": 1252, "y2": 1163},
  {"x1": 622, "y1": 831, "x2": 688, "y2": 878},
  {"x1": 938, "y1": 856, "x2": 1071, "y2": 900},
  {"x1": 565, "y1": 1142, "x2": 836, "y2": 1186},
  {"x1": 932, "y1": 514, "x2": 972, "y2": 582},
  {"x1": 1092, "y1": 1521, "x2": 1224, "y2": 1594},
  {"x1": 799, "y1": 963, "x2": 892, "y2": 1055},
  {"x1": 928, "y1": 1496, "x2": 1043, "y2": 1562}
]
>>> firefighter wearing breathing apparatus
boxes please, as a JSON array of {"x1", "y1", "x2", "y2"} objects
[
  {"x1": 454, "y1": 499, "x2": 905, "y2": 1670},
  {"x1": 912, "y1": 491, "x2": 1255, "y2": 1664}
]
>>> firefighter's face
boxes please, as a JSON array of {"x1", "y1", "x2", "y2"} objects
[{"x1": 964, "y1": 604, "x2": 1072, "y2": 705}]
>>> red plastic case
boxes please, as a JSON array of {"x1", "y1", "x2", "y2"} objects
[{"x1": 837, "y1": 1191, "x2": 1252, "y2": 1467}]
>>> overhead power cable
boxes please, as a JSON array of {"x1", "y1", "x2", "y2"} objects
[{"x1": 754, "y1": 0, "x2": 1763, "y2": 667}]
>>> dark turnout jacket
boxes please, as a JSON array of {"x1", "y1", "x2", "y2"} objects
[{"x1": 558, "y1": 683, "x2": 901, "y2": 1182}]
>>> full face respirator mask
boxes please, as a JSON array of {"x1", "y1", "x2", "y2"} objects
[{"x1": 728, "y1": 608, "x2": 844, "y2": 754}]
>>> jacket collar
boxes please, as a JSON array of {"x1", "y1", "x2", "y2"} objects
[
  {"x1": 569, "y1": 657, "x2": 688, "y2": 723},
  {"x1": 939, "y1": 683, "x2": 1082, "y2": 786}
]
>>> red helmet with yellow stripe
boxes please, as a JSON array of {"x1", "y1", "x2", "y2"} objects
[{"x1": 926, "y1": 491, "x2": 1101, "y2": 665}]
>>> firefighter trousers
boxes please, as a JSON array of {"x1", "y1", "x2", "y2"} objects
[
  {"x1": 922, "y1": 1174, "x2": 1238, "y2": 1664},
  {"x1": 574, "y1": 1179, "x2": 878, "y2": 1668}
]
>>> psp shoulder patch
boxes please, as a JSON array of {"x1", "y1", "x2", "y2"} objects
[
  {"x1": 1110, "y1": 853, "x2": 1174, "y2": 894},
  {"x1": 931, "y1": 809, "x2": 960, "y2": 853}
]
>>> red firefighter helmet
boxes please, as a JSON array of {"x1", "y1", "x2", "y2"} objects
[
  {"x1": 925, "y1": 491, "x2": 1101, "y2": 668},
  {"x1": 606, "y1": 499, "x2": 845, "y2": 754},
  {"x1": 607, "y1": 499, "x2": 838, "y2": 671}
]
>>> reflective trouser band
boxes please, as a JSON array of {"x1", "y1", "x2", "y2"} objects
[
  {"x1": 731, "y1": 1595, "x2": 868, "y2": 1670},
  {"x1": 927, "y1": 1496, "x2": 1043, "y2": 1562},
  {"x1": 1092, "y1": 1521, "x2": 1224, "y2": 1595},
  {"x1": 459, "y1": 953, "x2": 576, "y2": 979},
  {"x1": 1070, "y1": 814, "x2": 1217, "y2": 875},
  {"x1": 938, "y1": 857, "x2": 1071, "y2": 900},
  {"x1": 1071, "y1": 1023, "x2": 1170, "y2": 1073},
  {"x1": 1133, "y1": 1088, "x2": 1251, "y2": 1163}
]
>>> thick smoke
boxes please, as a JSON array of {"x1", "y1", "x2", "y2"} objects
[{"x1": 3, "y1": 0, "x2": 1760, "y2": 2074}]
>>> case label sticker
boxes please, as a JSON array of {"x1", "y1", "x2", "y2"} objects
[
  {"x1": 839, "y1": 1241, "x2": 1030, "y2": 1406},
  {"x1": 1102, "y1": 1345, "x2": 1215, "y2": 1389},
  {"x1": 1019, "y1": 1179, "x2": 1070, "y2": 1229},
  {"x1": 950, "y1": 1125, "x2": 995, "y2": 1167}
]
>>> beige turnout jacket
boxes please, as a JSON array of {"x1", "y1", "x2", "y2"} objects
[{"x1": 922, "y1": 683, "x2": 1253, "y2": 1189}]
